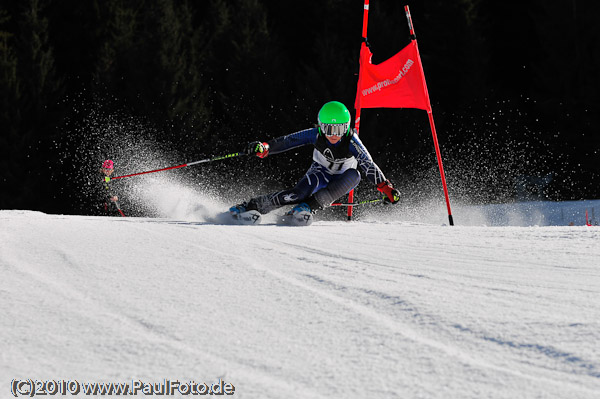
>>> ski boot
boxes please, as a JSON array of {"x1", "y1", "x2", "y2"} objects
[
  {"x1": 229, "y1": 200, "x2": 262, "y2": 225},
  {"x1": 229, "y1": 202, "x2": 248, "y2": 216},
  {"x1": 284, "y1": 202, "x2": 313, "y2": 226}
]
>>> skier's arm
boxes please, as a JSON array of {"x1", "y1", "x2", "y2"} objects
[
  {"x1": 350, "y1": 134, "x2": 400, "y2": 203},
  {"x1": 349, "y1": 134, "x2": 387, "y2": 185},
  {"x1": 247, "y1": 128, "x2": 318, "y2": 158},
  {"x1": 268, "y1": 128, "x2": 318, "y2": 155}
]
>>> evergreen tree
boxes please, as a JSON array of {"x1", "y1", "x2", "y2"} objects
[
  {"x1": 0, "y1": 7, "x2": 20, "y2": 206},
  {"x1": 91, "y1": 0, "x2": 211, "y2": 144},
  {"x1": 1, "y1": 0, "x2": 61, "y2": 210}
]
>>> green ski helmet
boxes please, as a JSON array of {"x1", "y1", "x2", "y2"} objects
[{"x1": 318, "y1": 101, "x2": 351, "y2": 137}]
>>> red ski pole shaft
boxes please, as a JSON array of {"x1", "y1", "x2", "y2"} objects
[
  {"x1": 111, "y1": 164, "x2": 187, "y2": 180},
  {"x1": 115, "y1": 201, "x2": 125, "y2": 217},
  {"x1": 110, "y1": 152, "x2": 246, "y2": 180}
]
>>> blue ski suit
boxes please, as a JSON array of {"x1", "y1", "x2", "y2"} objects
[{"x1": 248, "y1": 127, "x2": 388, "y2": 214}]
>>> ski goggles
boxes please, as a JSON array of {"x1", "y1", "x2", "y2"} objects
[{"x1": 319, "y1": 122, "x2": 349, "y2": 137}]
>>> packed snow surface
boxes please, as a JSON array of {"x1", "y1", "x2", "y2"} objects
[{"x1": 1, "y1": 205, "x2": 599, "y2": 398}]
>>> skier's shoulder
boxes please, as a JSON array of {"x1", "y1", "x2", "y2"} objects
[
  {"x1": 348, "y1": 128, "x2": 361, "y2": 143},
  {"x1": 349, "y1": 130, "x2": 368, "y2": 151}
]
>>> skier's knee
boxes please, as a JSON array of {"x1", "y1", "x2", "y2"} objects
[{"x1": 343, "y1": 168, "x2": 361, "y2": 192}]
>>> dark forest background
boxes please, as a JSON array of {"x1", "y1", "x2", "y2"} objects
[{"x1": 1, "y1": 0, "x2": 599, "y2": 216}]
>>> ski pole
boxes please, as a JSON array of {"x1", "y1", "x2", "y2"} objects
[
  {"x1": 109, "y1": 152, "x2": 246, "y2": 180},
  {"x1": 114, "y1": 201, "x2": 125, "y2": 217},
  {"x1": 331, "y1": 197, "x2": 385, "y2": 207}
]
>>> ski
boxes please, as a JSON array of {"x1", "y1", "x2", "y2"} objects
[
  {"x1": 280, "y1": 211, "x2": 313, "y2": 226},
  {"x1": 232, "y1": 209, "x2": 262, "y2": 225},
  {"x1": 228, "y1": 208, "x2": 313, "y2": 226}
]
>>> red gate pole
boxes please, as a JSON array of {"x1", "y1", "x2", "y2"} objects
[
  {"x1": 348, "y1": 0, "x2": 370, "y2": 221},
  {"x1": 405, "y1": 5, "x2": 454, "y2": 226}
]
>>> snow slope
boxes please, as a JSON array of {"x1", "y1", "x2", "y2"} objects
[{"x1": 1, "y1": 208, "x2": 599, "y2": 399}]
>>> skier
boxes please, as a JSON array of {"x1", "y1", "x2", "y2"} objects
[
  {"x1": 99, "y1": 159, "x2": 124, "y2": 216},
  {"x1": 229, "y1": 101, "x2": 399, "y2": 222}
]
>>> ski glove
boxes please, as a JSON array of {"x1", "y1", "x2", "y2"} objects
[
  {"x1": 247, "y1": 141, "x2": 269, "y2": 158},
  {"x1": 377, "y1": 180, "x2": 400, "y2": 204}
]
